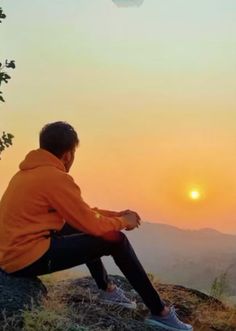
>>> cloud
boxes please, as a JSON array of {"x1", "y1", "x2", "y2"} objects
[{"x1": 112, "y1": 0, "x2": 144, "y2": 7}]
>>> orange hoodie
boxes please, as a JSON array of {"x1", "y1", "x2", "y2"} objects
[{"x1": 0, "y1": 149, "x2": 128, "y2": 273}]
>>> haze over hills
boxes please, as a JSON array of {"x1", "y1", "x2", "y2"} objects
[
  {"x1": 93, "y1": 222, "x2": 236, "y2": 294},
  {"x1": 112, "y1": 0, "x2": 144, "y2": 7}
]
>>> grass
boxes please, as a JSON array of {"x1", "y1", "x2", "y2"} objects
[{"x1": 1, "y1": 272, "x2": 236, "y2": 331}]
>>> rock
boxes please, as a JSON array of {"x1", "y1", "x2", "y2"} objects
[
  {"x1": 1, "y1": 273, "x2": 234, "y2": 330},
  {"x1": 49, "y1": 275, "x2": 231, "y2": 331},
  {"x1": 0, "y1": 269, "x2": 47, "y2": 319},
  {"x1": 49, "y1": 275, "x2": 163, "y2": 330}
]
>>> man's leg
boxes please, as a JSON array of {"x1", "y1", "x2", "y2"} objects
[
  {"x1": 11, "y1": 230, "x2": 193, "y2": 330},
  {"x1": 59, "y1": 223, "x2": 109, "y2": 290},
  {"x1": 12, "y1": 230, "x2": 164, "y2": 314},
  {"x1": 52, "y1": 230, "x2": 164, "y2": 314}
]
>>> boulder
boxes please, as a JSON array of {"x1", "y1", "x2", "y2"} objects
[{"x1": 0, "y1": 269, "x2": 47, "y2": 319}]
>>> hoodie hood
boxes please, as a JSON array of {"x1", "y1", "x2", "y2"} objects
[{"x1": 19, "y1": 148, "x2": 66, "y2": 172}]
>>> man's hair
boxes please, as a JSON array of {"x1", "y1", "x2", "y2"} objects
[{"x1": 39, "y1": 121, "x2": 79, "y2": 158}]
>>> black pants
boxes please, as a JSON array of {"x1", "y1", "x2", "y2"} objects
[{"x1": 11, "y1": 223, "x2": 164, "y2": 314}]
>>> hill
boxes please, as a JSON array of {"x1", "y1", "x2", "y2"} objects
[{"x1": 97, "y1": 223, "x2": 236, "y2": 295}]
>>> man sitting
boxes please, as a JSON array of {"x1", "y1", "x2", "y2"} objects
[{"x1": 0, "y1": 121, "x2": 193, "y2": 331}]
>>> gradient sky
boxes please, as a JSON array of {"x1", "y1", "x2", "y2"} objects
[{"x1": 1, "y1": 0, "x2": 236, "y2": 233}]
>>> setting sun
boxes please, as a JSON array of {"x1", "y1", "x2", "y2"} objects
[{"x1": 189, "y1": 190, "x2": 201, "y2": 201}]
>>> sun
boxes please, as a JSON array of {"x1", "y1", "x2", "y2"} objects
[{"x1": 189, "y1": 190, "x2": 201, "y2": 200}]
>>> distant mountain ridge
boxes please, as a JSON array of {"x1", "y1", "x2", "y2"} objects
[
  {"x1": 141, "y1": 222, "x2": 235, "y2": 237},
  {"x1": 99, "y1": 222, "x2": 236, "y2": 294}
]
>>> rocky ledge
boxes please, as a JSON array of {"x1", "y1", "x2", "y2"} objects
[{"x1": 0, "y1": 272, "x2": 234, "y2": 331}]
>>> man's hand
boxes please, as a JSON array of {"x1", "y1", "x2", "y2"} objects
[
  {"x1": 120, "y1": 210, "x2": 141, "y2": 231},
  {"x1": 117, "y1": 209, "x2": 141, "y2": 221}
]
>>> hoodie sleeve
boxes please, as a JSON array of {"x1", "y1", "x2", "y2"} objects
[
  {"x1": 92, "y1": 207, "x2": 121, "y2": 217},
  {"x1": 46, "y1": 172, "x2": 128, "y2": 236}
]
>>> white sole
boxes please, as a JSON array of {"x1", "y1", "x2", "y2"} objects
[
  {"x1": 145, "y1": 319, "x2": 193, "y2": 331},
  {"x1": 100, "y1": 299, "x2": 137, "y2": 310}
]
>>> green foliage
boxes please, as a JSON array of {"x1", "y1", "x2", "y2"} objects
[
  {"x1": 0, "y1": 6, "x2": 6, "y2": 23},
  {"x1": 0, "y1": 59, "x2": 16, "y2": 103},
  {"x1": 0, "y1": 131, "x2": 14, "y2": 154},
  {"x1": 210, "y1": 272, "x2": 229, "y2": 300},
  {"x1": 147, "y1": 272, "x2": 155, "y2": 282},
  {"x1": 23, "y1": 305, "x2": 88, "y2": 331},
  {"x1": 0, "y1": 6, "x2": 15, "y2": 158},
  {"x1": 0, "y1": 6, "x2": 16, "y2": 103}
]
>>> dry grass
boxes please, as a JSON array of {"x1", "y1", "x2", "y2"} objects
[
  {"x1": 39, "y1": 270, "x2": 85, "y2": 284},
  {"x1": 1, "y1": 272, "x2": 235, "y2": 331},
  {"x1": 156, "y1": 282, "x2": 236, "y2": 331}
]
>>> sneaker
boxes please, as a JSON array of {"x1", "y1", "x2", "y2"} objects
[
  {"x1": 99, "y1": 286, "x2": 137, "y2": 309},
  {"x1": 145, "y1": 306, "x2": 193, "y2": 331}
]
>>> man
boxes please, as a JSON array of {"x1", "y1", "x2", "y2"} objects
[{"x1": 0, "y1": 122, "x2": 193, "y2": 331}]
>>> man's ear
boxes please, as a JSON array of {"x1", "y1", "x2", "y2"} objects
[
  {"x1": 60, "y1": 150, "x2": 75, "y2": 172},
  {"x1": 60, "y1": 151, "x2": 70, "y2": 163}
]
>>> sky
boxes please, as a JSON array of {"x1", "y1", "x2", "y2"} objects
[{"x1": 1, "y1": 0, "x2": 236, "y2": 233}]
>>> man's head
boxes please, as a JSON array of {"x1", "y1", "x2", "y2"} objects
[{"x1": 39, "y1": 121, "x2": 79, "y2": 172}]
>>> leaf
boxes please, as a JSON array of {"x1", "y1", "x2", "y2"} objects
[
  {"x1": 0, "y1": 8, "x2": 6, "y2": 23},
  {"x1": 2, "y1": 132, "x2": 14, "y2": 144},
  {"x1": 1, "y1": 73, "x2": 11, "y2": 84},
  {"x1": 0, "y1": 95, "x2": 5, "y2": 102},
  {"x1": 6, "y1": 60, "x2": 16, "y2": 69},
  {"x1": 0, "y1": 144, "x2": 5, "y2": 152},
  {"x1": 2, "y1": 133, "x2": 14, "y2": 146},
  {"x1": 4, "y1": 73, "x2": 11, "y2": 80},
  {"x1": 0, "y1": 72, "x2": 11, "y2": 85}
]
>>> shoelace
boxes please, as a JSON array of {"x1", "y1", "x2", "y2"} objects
[
  {"x1": 169, "y1": 306, "x2": 187, "y2": 327},
  {"x1": 109, "y1": 287, "x2": 130, "y2": 303},
  {"x1": 117, "y1": 288, "x2": 132, "y2": 302}
]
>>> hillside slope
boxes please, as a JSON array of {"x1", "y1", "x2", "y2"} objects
[
  {"x1": 1, "y1": 274, "x2": 235, "y2": 331},
  {"x1": 98, "y1": 223, "x2": 236, "y2": 293}
]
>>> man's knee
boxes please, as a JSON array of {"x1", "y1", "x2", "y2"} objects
[{"x1": 101, "y1": 231, "x2": 128, "y2": 244}]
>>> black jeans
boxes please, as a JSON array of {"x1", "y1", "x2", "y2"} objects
[{"x1": 11, "y1": 223, "x2": 164, "y2": 314}]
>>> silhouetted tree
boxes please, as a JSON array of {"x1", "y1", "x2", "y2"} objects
[
  {"x1": 210, "y1": 271, "x2": 229, "y2": 299},
  {"x1": 0, "y1": 6, "x2": 15, "y2": 157}
]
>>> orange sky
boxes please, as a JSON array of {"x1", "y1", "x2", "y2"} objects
[{"x1": 1, "y1": 0, "x2": 236, "y2": 233}]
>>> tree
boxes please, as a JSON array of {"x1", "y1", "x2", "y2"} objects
[
  {"x1": 0, "y1": 6, "x2": 15, "y2": 157},
  {"x1": 210, "y1": 271, "x2": 229, "y2": 300}
]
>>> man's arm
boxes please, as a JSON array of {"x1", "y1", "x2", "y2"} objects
[
  {"x1": 92, "y1": 208, "x2": 123, "y2": 217},
  {"x1": 46, "y1": 172, "x2": 129, "y2": 236},
  {"x1": 92, "y1": 208, "x2": 141, "y2": 220}
]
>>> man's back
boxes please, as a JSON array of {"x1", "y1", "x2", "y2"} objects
[{"x1": 0, "y1": 149, "x2": 67, "y2": 273}]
